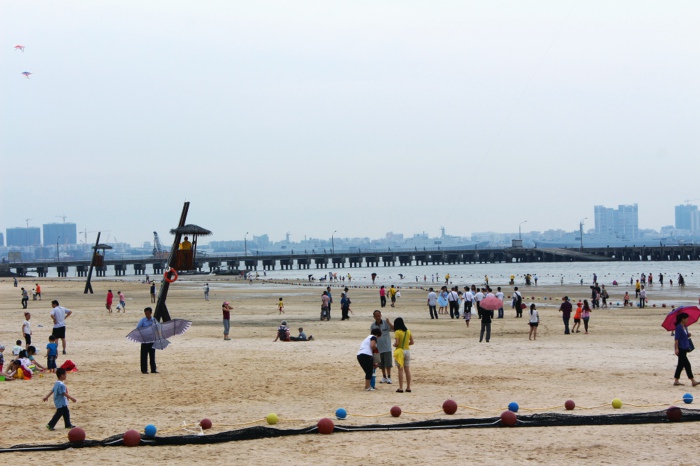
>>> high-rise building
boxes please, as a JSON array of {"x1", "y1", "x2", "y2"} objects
[
  {"x1": 0, "y1": 232, "x2": 4, "y2": 246},
  {"x1": 6, "y1": 227, "x2": 41, "y2": 246},
  {"x1": 675, "y1": 204, "x2": 700, "y2": 232},
  {"x1": 593, "y1": 204, "x2": 638, "y2": 239},
  {"x1": 43, "y1": 222, "x2": 78, "y2": 245}
]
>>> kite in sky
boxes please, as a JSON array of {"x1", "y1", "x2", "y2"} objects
[
  {"x1": 21, "y1": 71, "x2": 32, "y2": 79},
  {"x1": 14, "y1": 45, "x2": 25, "y2": 52}
]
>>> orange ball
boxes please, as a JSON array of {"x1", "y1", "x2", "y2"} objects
[
  {"x1": 123, "y1": 429, "x2": 141, "y2": 447},
  {"x1": 317, "y1": 417, "x2": 335, "y2": 434}
]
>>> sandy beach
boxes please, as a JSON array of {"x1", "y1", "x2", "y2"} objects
[{"x1": 1, "y1": 275, "x2": 699, "y2": 465}]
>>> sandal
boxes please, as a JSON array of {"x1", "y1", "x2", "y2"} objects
[
  {"x1": 396, "y1": 389, "x2": 404, "y2": 393},
  {"x1": 406, "y1": 389, "x2": 412, "y2": 393}
]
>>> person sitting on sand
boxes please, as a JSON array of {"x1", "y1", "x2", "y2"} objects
[
  {"x1": 290, "y1": 327, "x2": 313, "y2": 341},
  {"x1": 274, "y1": 321, "x2": 290, "y2": 342}
]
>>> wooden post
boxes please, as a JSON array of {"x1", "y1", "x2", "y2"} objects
[
  {"x1": 83, "y1": 232, "x2": 100, "y2": 294},
  {"x1": 154, "y1": 202, "x2": 189, "y2": 322}
]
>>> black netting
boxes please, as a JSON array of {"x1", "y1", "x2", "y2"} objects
[{"x1": 2, "y1": 408, "x2": 699, "y2": 453}]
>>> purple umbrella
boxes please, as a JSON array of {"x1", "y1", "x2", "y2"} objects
[{"x1": 661, "y1": 306, "x2": 700, "y2": 332}]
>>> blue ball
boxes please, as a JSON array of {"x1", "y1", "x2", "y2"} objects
[
  {"x1": 683, "y1": 393, "x2": 694, "y2": 404},
  {"x1": 335, "y1": 408, "x2": 347, "y2": 419},
  {"x1": 144, "y1": 424, "x2": 157, "y2": 437},
  {"x1": 508, "y1": 402, "x2": 519, "y2": 413}
]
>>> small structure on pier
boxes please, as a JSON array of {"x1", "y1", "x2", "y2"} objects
[{"x1": 169, "y1": 224, "x2": 212, "y2": 271}]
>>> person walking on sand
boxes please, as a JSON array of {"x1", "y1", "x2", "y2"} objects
[
  {"x1": 36, "y1": 283, "x2": 42, "y2": 300},
  {"x1": 118, "y1": 291, "x2": 126, "y2": 313},
  {"x1": 50, "y1": 300, "x2": 72, "y2": 355},
  {"x1": 426, "y1": 288, "x2": 438, "y2": 319},
  {"x1": 222, "y1": 301, "x2": 232, "y2": 340},
  {"x1": 389, "y1": 285, "x2": 398, "y2": 308},
  {"x1": 204, "y1": 283, "x2": 210, "y2": 301},
  {"x1": 447, "y1": 286, "x2": 460, "y2": 319},
  {"x1": 379, "y1": 286, "x2": 386, "y2": 308},
  {"x1": 277, "y1": 297, "x2": 285, "y2": 315},
  {"x1": 106, "y1": 290, "x2": 113, "y2": 313},
  {"x1": 559, "y1": 296, "x2": 572, "y2": 335},
  {"x1": 437, "y1": 286, "x2": 448, "y2": 315},
  {"x1": 393, "y1": 317, "x2": 414, "y2": 393},
  {"x1": 572, "y1": 301, "x2": 582, "y2": 333},
  {"x1": 150, "y1": 281, "x2": 156, "y2": 303},
  {"x1": 673, "y1": 312, "x2": 700, "y2": 387},
  {"x1": 528, "y1": 304, "x2": 539, "y2": 340},
  {"x1": 639, "y1": 286, "x2": 647, "y2": 308},
  {"x1": 581, "y1": 299, "x2": 592, "y2": 334},
  {"x1": 21, "y1": 287, "x2": 29, "y2": 309}
]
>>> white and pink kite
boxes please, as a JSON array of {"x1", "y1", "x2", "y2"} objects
[{"x1": 14, "y1": 45, "x2": 25, "y2": 52}]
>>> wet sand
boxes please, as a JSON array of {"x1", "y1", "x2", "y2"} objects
[{"x1": 1, "y1": 276, "x2": 699, "y2": 465}]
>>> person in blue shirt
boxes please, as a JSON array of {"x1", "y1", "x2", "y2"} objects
[
  {"x1": 674, "y1": 312, "x2": 699, "y2": 387},
  {"x1": 46, "y1": 335, "x2": 58, "y2": 373},
  {"x1": 137, "y1": 307, "x2": 158, "y2": 374},
  {"x1": 43, "y1": 368, "x2": 77, "y2": 430}
]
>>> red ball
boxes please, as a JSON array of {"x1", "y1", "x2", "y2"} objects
[
  {"x1": 390, "y1": 406, "x2": 402, "y2": 417},
  {"x1": 200, "y1": 418, "x2": 213, "y2": 430},
  {"x1": 68, "y1": 427, "x2": 86, "y2": 443},
  {"x1": 667, "y1": 406, "x2": 682, "y2": 422},
  {"x1": 564, "y1": 400, "x2": 576, "y2": 411},
  {"x1": 442, "y1": 399, "x2": 458, "y2": 415},
  {"x1": 123, "y1": 429, "x2": 141, "y2": 447},
  {"x1": 500, "y1": 410, "x2": 517, "y2": 427},
  {"x1": 317, "y1": 417, "x2": 335, "y2": 435},
  {"x1": 662, "y1": 304, "x2": 667, "y2": 308}
]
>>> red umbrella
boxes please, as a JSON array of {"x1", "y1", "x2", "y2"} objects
[
  {"x1": 480, "y1": 295, "x2": 503, "y2": 311},
  {"x1": 661, "y1": 306, "x2": 700, "y2": 331}
]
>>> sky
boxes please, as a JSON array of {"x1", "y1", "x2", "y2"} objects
[{"x1": 1, "y1": 1, "x2": 699, "y2": 246}]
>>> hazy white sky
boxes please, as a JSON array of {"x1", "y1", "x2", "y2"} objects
[{"x1": 1, "y1": 1, "x2": 698, "y2": 245}]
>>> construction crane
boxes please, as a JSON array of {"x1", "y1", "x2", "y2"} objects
[
  {"x1": 25, "y1": 218, "x2": 32, "y2": 228},
  {"x1": 153, "y1": 231, "x2": 169, "y2": 259},
  {"x1": 683, "y1": 198, "x2": 699, "y2": 205},
  {"x1": 56, "y1": 215, "x2": 67, "y2": 223}
]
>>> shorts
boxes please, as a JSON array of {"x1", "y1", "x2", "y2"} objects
[
  {"x1": 24, "y1": 333, "x2": 31, "y2": 345},
  {"x1": 119, "y1": 301, "x2": 126, "y2": 307},
  {"x1": 574, "y1": 319, "x2": 581, "y2": 323},
  {"x1": 378, "y1": 351, "x2": 393, "y2": 369},
  {"x1": 47, "y1": 355, "x2": 57, "y2": 370},
  {"x1": 52, "y1": 326, "x2": 66, "y2": 339},
  {"x1": 464, "y1": 311, "x2": 471, "y2": 321},
  {"x1": 529, "y1": 322, "x2": 539, "y2": 327},
  {"x1": 395, "y1": 349, "x2": 411, "y2": 368}
]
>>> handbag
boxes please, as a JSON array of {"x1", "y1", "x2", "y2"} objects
[
  {"x1": 393, "y1": 330, "x2": 409, "y2": 366},
  {"x1": 689, "y1": 338, "x2": 695, "y2": 353}
]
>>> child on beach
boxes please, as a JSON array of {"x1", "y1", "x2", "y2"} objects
[
  {"x1": 278, "y1": 297, "x2": 285, "y2": 315},
  {"x1": 13, "y1": 340, "x2": 22, "y2": 356},
  {"x1": 43, "y1": 368, "x2": 77, "y2": 430},
  {"x1": 623, "y1": 292, "x2": 630, "y2": 307},
  {"x1": 118, "y1": 291, "x2": 126, "y2": 312},
  {"x1": 528, "y1": 304, "x2": 540, "y2": 340},
  {"x1": 6, "y1": 360, "x2": 30, "y2": 380},
  {"x1": 27, "y1": 346, "x2": 47, "y2": 372},
  {"x1": 46, "y1": 336, "x2": 58, "y2": 373},
  {"x1": 22, "y1": 312, "x2": 32, "y2": 348},
  {"x1": 572, "y1": 302, "x2": 582, "y2": 333},
  {"x1": 0, "y1": 345, "x2": 4, "y2": 372}
]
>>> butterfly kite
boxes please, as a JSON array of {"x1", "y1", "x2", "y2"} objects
[
  {"x1": 15, "y1": 45, "x2": 24, "y2": 52},
  {"x1": 21, "y1": 71, "x2": 32, "y2": 79},
  {"x1": 126, "y1": 319, "x2": 192, "y2": 350}
]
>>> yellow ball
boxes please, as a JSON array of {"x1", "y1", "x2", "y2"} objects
[
  {"x1": 266, "y1": 413, "x2": 279, "y2": 425},
  {"x1": 612, "y1": 398, "x2": 623, "y2": 409}
]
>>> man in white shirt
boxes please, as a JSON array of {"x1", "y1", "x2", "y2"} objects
[
  {"x1": 463, "y1": 287, "x2": 474, "y2": 317},
  {"x1": 447, "y1": 287, "x2": 460, "y2": 319},
  {"x1": 427, "y1": 288, "x2": 438, "y2": 319},
  {"x1": 474, "y1": 288, "x2": 485, "y2": 319},
  {"x1": 495, "y1": 287, "x2": 505, "y2": 319},
  {"x1": 50, "y1": 300, "x2": 73, "y2": 355}
]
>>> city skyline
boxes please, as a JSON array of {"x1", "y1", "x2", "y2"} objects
[
  {"x1": 2, "y1": 2, "x2": 699, "y2": 245},
  {"x1": 2, "y1": 201, "x2": 697, "y2": 249}
]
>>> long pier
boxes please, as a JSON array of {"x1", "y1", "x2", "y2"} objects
[{"x1": 4, "y1": 245, "x2": 700, "y2": 277}]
